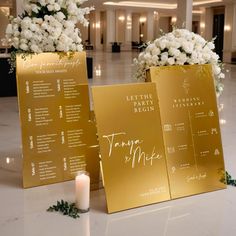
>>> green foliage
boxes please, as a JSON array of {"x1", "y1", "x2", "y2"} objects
[
  {"x1": 226, "y1": 171, "x2": 236, "y2": 187},
  {"x1": 47, "y1": 200, "x2": 80, "y2": 219}
]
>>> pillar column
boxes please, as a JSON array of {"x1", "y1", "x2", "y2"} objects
[
  {"x1": 153, "y1": 12, "x2": 160, "y2": 38},
  {"x1": 125, "y1": 11, "x2": 132, "y2": 50},
  {"x1": 223, "y1": 4, "x2": 236, "y2": 63},
  {"x1": 106, "y1": 9, "x2": 116, "y2": 52},
  {"x1": 205, "y1": 8, "x2": 213, "y2": 40},
  {"x1": 90, "y1": 10, "x2": 102, "y2": 50},
  {"x1": 177, "y1": 0, "x2": 192, "y2": 31},
  {"x1": 94, "y1": 10, "x2": 102, "y2": 50},
  {"x1": 115, "y1": 10, "x2": 125, "y2": 44},
  {"x1": 147, "y1": 11, "x2": 154, "y2": 41},
  {"x1": 12, "y1": 0, "x2": 24, "y2": 16},
  {"x1": 132, "y1": 13, "x2": 140, "y2": 44}
]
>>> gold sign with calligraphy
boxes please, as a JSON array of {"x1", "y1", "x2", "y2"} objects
[
  {"x1": 92, "y1": 83, "x2": 171, "y2": 213},
  {"x1": 16, "y1": 52, "x2": 100, "y2": 189},
  {"x1": 147, "y1": 65, "x2": 226, "y2": 199}
]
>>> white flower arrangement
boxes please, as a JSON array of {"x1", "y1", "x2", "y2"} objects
[
  {"x1": 5, "y1": 0, "x2": 94, "y2": 71},
  {"x1": 133, "y1": 28, "x2": 224, "y2": 96}
]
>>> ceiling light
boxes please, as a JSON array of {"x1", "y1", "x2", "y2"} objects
[
  {"x1": 104, "y1": 1, "x2": 176, "y2": 9},
  {"x1": 139, "y1": 17, "x2": 146, "y2": 23},
  {"x1": 192, "y1": 10, "x2": 203, "y2": 14},
  {"x1": 193, "y1": 0, "x2": 222, "y2": 6},
  {"x1": 118, "y1": 16, "x2": 125, "y2": 21},
  {"x1": 104, "y1": 1, "x2": 222, "y2": 9}
]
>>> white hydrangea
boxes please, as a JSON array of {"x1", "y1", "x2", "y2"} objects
[
  {"x1": 5, "y1": 0, "x2": 94, "y2": 53},
  {"x1": 134, "y1": 28, "x2": 224, "y2": 96}
]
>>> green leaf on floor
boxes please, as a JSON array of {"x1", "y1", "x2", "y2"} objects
[{"x1": 47, "y1": 200, "x2": 80, "y2": 219}]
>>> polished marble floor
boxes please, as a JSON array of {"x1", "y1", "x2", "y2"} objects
[{"x1": 1, "y1": 51, "x2": 236, "y2": 236}]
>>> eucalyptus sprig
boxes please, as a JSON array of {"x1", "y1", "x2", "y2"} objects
[
  {"x1": 226, "y1": 171, "x2": 236, "y2": 187},
  {"x1": 47, "y1": 200, "x2": 80, "y2": 219}
]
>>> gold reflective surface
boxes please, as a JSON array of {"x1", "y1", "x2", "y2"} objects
[
  {"x1": 92, "y1": 83, "x2": 171, "y2": 213},
  {"x1": 147, "y1": 65, "x2": 226, "y2": 199},
  {"x1": 16, "y1": 52, "x2": 100, "y2": 188}
]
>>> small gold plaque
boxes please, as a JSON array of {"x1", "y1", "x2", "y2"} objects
[
  {"x1": 16, "y1": 52, "x2": 100, "y2": 188},
  {"x1": 147, "y1": 65, "x2": 226, "y2": 199},
  {"x1": 92, "y1": 83, "x2": 171, "y2": 213}
]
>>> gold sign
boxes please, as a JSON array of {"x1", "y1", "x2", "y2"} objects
[
  {"x1": 92, "y1": 83, "x2": 171, "y2": 213},
  {"x1": 147, "y1": 65, "x2": 226, "y2": 199},
  {"x1": 16, "y1": 52, "x2": 100, "y2": 188}
]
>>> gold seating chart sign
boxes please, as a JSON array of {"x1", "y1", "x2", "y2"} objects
[
  {"x1": 147, "y1": 64, "x2": 226, "y2": 199},
  {"x1": 16, "y1": 52, "x2": 100, "y2": 188},
  {"x1": 92, "y1": 83, "x2": 171, "y2": 213}
]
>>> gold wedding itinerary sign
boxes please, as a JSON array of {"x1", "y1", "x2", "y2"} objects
[
  {"x1": 16, "y1": 52, "x2": 100, "y2": 188},
  {"x1": 147, "y1": 64, "x2": 226, "y2": 199},
  {"x1": 92, "y1": 83, "x2": 171, "y2": 213}
]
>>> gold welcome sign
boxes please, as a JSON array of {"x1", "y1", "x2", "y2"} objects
[
  {"x1": 92, "y1": 83, "x2": 171, "y2": 213},
  {"x1": 16, "y1": 52, "x2": 100, "y2": 188},
  {"x1": 147, "y1": 65, "x2": 226, "y2": 199}
]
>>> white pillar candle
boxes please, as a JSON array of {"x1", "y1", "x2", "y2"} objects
[{"x1": 75, "y1": 171, "x2": 90, "y2": 212}]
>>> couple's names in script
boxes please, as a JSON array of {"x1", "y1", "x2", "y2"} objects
[{"x1": 102, "y1": 132, "x2": 162, "y2": 168}]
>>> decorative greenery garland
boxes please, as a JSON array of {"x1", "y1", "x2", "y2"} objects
[{"x1": 47, "y1": 200, "x2": 80, "y2": 219}]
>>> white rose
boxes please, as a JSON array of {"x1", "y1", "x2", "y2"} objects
[
  {"x1": 138, "y1": 52, "x2": 145, "y2": 61},
  {"x1": 202, "y1": 52, "x2": 211, "y2": 61},
  {"x1": 152, "y1": 55, "x2": 159, "y2": 64},
  {"x1": 30, "y1": 44, "x2": 40, "y2": 53},
  {"x1": 68, "y1": 3, "x2": 77, "y2": 15},
  {"x1": 207, "y1": 42, "x2": 215, "y2": 50},
  {"x1": 176, "y1": 53, "x2": 187, "y2": 65},
  {"x1": 31, "y1": 4, "x2": 39, "y2": 13},
  {"x1": 21, "y1": 17, "x2": 32, "y2": 29},
  {"x1": 39, "y1": 0, "x2": 46, "y2": 6},
  {"x1": 210, "y1": 53, "x2": 219, "y2": 62},
  {"x1": 20, "y1": 43, "x2": 29, "y2": 51},
  {"x1": 159, "y1": 39, "x2": 168, "y2": 50},
  {"x1": 160, "y1": 52, "x2": 168, "y2": 64},
  {"x1": 47, "y1": 0, "x2": 55, "y2": 4},
  {"x1": 54, "y1": 3, "x2": 61, "y2": 11},
  {"x1": 144, "y1": 53, "x2": 152, "y2": 61},
  {"x1": 29, "y1": 24, "x2": 37, "y2": 32},
  {"x1": 167, "y1": 57, "x2": 175, "y2": 65},
  {"x1": 146, "y1": 44, "x2": 155, "y2": 53},
  {"x1": 213, "y1": 65, "x2": 221, "y2": 75},
  {"x1": 182, "y1": 41, "x2": 194, "y2": 54},
  {"x1": 218, "y1": 73, "x2": 225, "y2": 79},
  {"x1": 24, "y1": 4, "x2": 32, "y2": 12},
  {"x1": 12, "y1": 37, "x2": 20, "y2": 48},
  {"x1": 55, "y1": 12, "x2": 65, "y2": 21},
  {"x1": 151, "y1": 47, "x2": 160, "y2": 56},
  {"x1": 47, "y1": 4, "x2": 54, "y2": 11},
  {"x1": 22, "y1": 29, "x2": 33, "y2": 39},
  {"x1": 44, "y1": 44, "x2": 56, "y2": 51},
  {"x1": 169, "y1": 47, "x2": 180, "y2": 57},
  {"x1": 76, "y1": 44, "x2": 83, "y2": 52}
]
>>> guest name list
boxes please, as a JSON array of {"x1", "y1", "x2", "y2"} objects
[{"x1": 17, "y1": 52, "x2": 99, "y2": 188}]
